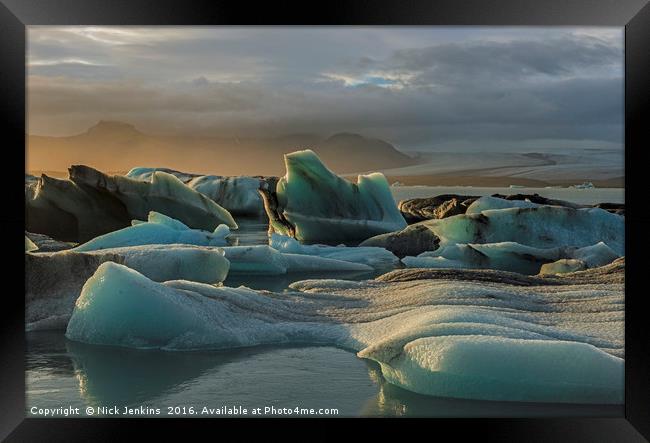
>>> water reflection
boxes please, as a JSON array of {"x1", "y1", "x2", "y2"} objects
[{"x1": 27, "y1": 332, "x2": 623, "y2": 417}]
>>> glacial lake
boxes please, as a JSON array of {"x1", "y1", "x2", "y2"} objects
[{"x1": 26, "y1": 187, "x2": 624, "y2": 418}]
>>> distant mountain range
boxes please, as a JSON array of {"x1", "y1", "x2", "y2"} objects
[{"x1": 27, "y1": 121, "x2": 416, "y2": 176}]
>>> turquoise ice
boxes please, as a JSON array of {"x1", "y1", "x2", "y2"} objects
[
  {"x1": 266, "y1": 149, "x2": 406, "y2": 243},
  {"x1": 73, "y1": 212, "x2": 231, "y2": 251},
  {"x1": 66, "y1": 262, "x2": 624, "y2": 404}
]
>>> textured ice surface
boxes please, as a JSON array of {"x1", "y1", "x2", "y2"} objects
[
  {"x1": 269, "y1": 233, "x2": 399, "y2": 270},
  {"x1": 84, "y1": 244, "x2": 230, "y2": 283},
  {"x1": 127, "y1": 167, "x2": 265, "y2": 216},
  {"x1": 26, "y1": 245, "x2": 230, "y2": 331},
  {"x1": 403, "y1": 241, "x2": 620, "y2": 275},
  {"x1": 222, "y1": 245, "x2": 373, "y2": 274},
  {"x1": 74, "y1": 167, "x2": 238, "y2": 230},
  {"x1": 25, "y1": 236, "x2": 38, "y2": 252},
  {"x1": 421, "y1": 198, "x2": 624, "y2": 255},
  {"x1": 74, "y1": 212, "x2": 230, "y2": 251},
  {"x1": 66, "y1": 261, "x2": 624, "y2": 403},
  {"x1": 25, "y1": 166, "x2": 237, "y2": 243},
  {"x1": 465, "y1": 196, "x2": 540, "y2": 214},
  {"x1": 263, "y1": 150, "x2": 406, "y2": 243}
]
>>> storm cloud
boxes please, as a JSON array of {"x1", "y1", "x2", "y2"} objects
[{"x1": 27, "y1": 26, "x2": 623, "y2": 151}]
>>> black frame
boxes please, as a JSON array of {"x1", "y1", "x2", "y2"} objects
[{"x1": 2, "y1": 0, "x2": 649, "y2": 440}]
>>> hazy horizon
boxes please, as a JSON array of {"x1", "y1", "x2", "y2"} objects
[{"x1": 28, "y1": 26, "x2": 623, "y2": 153}]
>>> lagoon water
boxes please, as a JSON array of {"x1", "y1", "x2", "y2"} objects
[{"x1": 26, "y1": 186, "x2": 624, "y2": 418}]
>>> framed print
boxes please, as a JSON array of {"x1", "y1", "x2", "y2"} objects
[{"x1": 2, "y1": 0, "x2": 649, "y2": 440}]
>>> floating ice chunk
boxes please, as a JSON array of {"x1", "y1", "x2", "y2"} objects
[
  {"x1": 572, "y1": 182, "x2": 595, "y2": 189},
  {"x1": 223, "y1": 245, "x2": 373, "y2": 275},
  {"x1": 66, "y1": 261, "x2": 624, "y2": 403},
  {"x1": 260, "y1": 150, "x2": 406, "y2": 243},
  {"x1": 363, "y1": 335, "x2": 622, "y2": 403},
  {"x1": 538, "y1": 242, "x2": 619, "y2": 275},
  {"x1": 26, "y1": 245, "x2": 230, "y2": 331},
  {"x1": 26, "y1": 165, "x2": 237, "y2": 243},
  {"x1": 269, "y1": 233, "x2": 399, "y2": 269},
  {"x1": 427, "y1": 204, "x2": 624, "y2": 255},
  {"x1": 572, "y1": 242, "x2": 620, "y2": 268},
  {"x1": 73, "y1": 212, "x2": 230, "y2": 251},
  {"x1": 539, "y1": 259, "x2": 586, "y2": 275},
  {"x1": 127, "y1": 167, "x2": 265, "y2": 216},
  {"x1": 25, "y1": 236, "x2": 38, "y2": 252},
  {"x1": 465, "y1": 196, "x2": 540, "y2": 214},
  {"x1": 85, "y1": 244, "x2": 230, "y2": 284},
  {"x1": 403, "y1": 241, "x2": 620, "y2": 275}
]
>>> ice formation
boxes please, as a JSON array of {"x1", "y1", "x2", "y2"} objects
[
  {"x1": 269, "y1": 233, "x2": 399, "y2": 270},
  {"x1": 25, "y1": 236, "x2": 38, "y2": 252},
  {"x1": 66, "y1": 260, "x2": 624, "y2": 404},
  {"x1": 26, "y1": 245, "x2": 230, "y2": 331},
  {"x1": 222, "y1": 245, "x2": 373, "y2": 274},
  {"x1": 127, "y1": 167, "x2": 266, "y2": 216},
  {"x1": 403, "y1": 241, "x2": 620, "y2": 275},
  {"x1": 85, "y1": 244, "x2": 230, "y2": 283},
  {"x1": 26, "y1": 232, "x2": 75, "y2": 252},
  {"x1": 464, "y1": 196, "x2": 540, "y2": 214},
  {"x1": 367, "y1": 196, "x2": 624, "y2": 263},
  {"x1": 259, "y1": 150, "x2": 406, "y2": 243},
  {"x1": 25, "y1": 165, "x2": 236, "y2": 242},
  {"x1": 73, "y1": 212, "x2": 230, "y2": 251}
]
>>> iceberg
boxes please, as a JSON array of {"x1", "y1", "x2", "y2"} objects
[
  {"x1": 26, "y1": 244, "x2": 230, "y2": 331},
  {"x1": 25, "y1": 165, "x2": 237, "y2": 242},
  {"x1": 259, "y1": 150, "x2": 407, "y2": 243},
  {"x1": 66, "y1": 260, "x2": 624, "y2": 403},
  {"x1": 222, "y1": 245, "x2": 373, "y2": 275},
  {"x1": 367, "y1": 196, "x2": 624, "y2": 263},
  {"x1": 269, "y1": 233, "x2": 399, "y2": 270},
  {"x1": 127, "y1": 167, "x2": 266, "y2": 216},
  {"x1": 73, "y1": 212, "x2": 230, "y2": 252},
  {"x1": 402, "y1": 241, "x2": 620, "y2": 275}
]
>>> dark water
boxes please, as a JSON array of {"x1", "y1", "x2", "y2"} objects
[{"x1": 26, "y1": 216, "x2": 623, "y2": 418}]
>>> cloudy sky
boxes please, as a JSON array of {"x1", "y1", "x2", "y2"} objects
[{"x1": 27, "y1": 26, "x2": 623, "y2": 152}]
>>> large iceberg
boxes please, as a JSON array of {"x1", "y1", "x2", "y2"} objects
[
  {"x1": 26, "y1": 165, "x2": 236, "y2": 242},
  {"x1": 127, "y1": 167, "x2": 266, "y2": 216},
  {"x1": 259, "y1": 150, "x2": 407, "y2": 243},
  {"x1": 363, "y1": 196, "x2": 624, "y2": 262},
  {"x1": 26, "y1": 244, "x2": 229, "y2": 331},
  {"x1": 73, "y1": 212, "x2": 230, "y2": 251},
  {"x1": 66, "y1": 260, "x2": 624, "y2": 403}
]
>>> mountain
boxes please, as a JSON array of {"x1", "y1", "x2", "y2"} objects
[{"x1": 27, "y1": 122, "x2": 415, "y2": 177}]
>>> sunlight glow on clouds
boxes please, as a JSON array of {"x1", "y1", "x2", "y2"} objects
[{"x1": 27, "y1": 26, "x2": 623, "y2": 151}]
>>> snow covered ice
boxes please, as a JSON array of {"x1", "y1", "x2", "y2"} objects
[
  {"x1": 73, "y1": 212, "x2": 231, "y2": 251},
  {"x1": 66, "y1": 260, "x2": 624, "y2": 404},
  {"x1": 260, "y1": 149, "x2": 407, "y2": 243}
]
